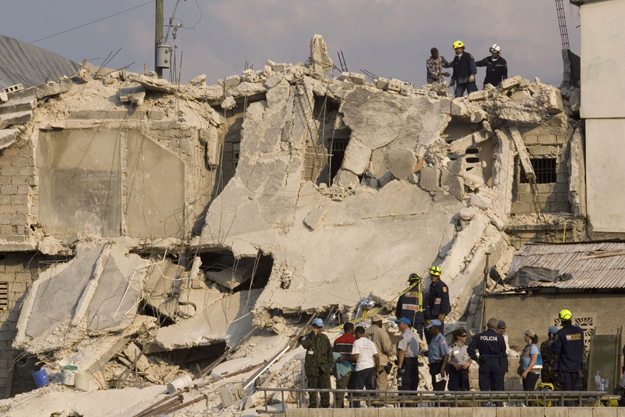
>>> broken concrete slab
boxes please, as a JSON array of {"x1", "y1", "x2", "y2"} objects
[
  {"x1": 304, "y1": 208, "x2": 326, "y2": 231},
  {"x1": 509, "y1": 126, "x2": 535, "y2": 182},
  {"x1": 0, "y1": 128, "x2": 19, "y2": 150},
  {"x1": 419, "y1": 165, "x2": 439, "y2": 192},
  {"x1": 310, "y1": 35, "x2": 333, "y2": 78},
  {"x1": 384, "y1": 148, "x2": 417, "y2": 180},
  {"x1": 0, "y1": 110, "x2": 32, "y2": 129},
  {"x1": 341, "y1": 139, "x2": 372, "y2": 176},
  {"x1": 14, "y1": 242, "x2": 150, "y2": 353},
  {"x1": 153, "y1": 289, "x2": 262, "y2": 350},
  {"x1": 0, "y1": 96, "x2": 36, "y2": 115},
  {"x1": 335, "y1": 169, "x2": 360, "y2": 188},
  {"x1": 441, "y1": 169, "x2": 464, "y2": 201},
  {"x1": 225, "y1": 75, "x2": 241, "y2": 88}
]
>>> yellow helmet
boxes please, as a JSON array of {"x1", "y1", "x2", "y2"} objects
[
  {"x1": 559, "y1": 309, "x2": 572, "y2": 321},
  {"x1": 430, "y1": 266, "x2": 441, "y2": 276},
  {"x1": 453, "y1": 40, "x2": 465, "y2": 49}
]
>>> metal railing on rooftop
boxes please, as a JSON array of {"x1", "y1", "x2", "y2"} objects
[{"x1": 258, "y1": 388, "x2": 620, "y2": 412}]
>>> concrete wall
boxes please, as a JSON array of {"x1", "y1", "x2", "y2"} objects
[
  {"x1": 0, "y1": 132, "x2": 35, "y2": 244},
  {"x1": 578, "y1": 0, "x2": 625, "y2": 234},
  {"x1": 484, "y1": 292, "x2": 624, "y2": 351},
  {"x1": 511, "y1": 119, "x2": 571, "y2": 215},
  {"x1": 0, "y1": 252, "x2": 38, "y2": 399},
  {"x1": 38, "y1": 129, "x2": 122, "y2": 237},
  {"x1": 579, "y1": 0, "x2": 625, "y2": 119},
  {"x1": 586, "y1": 119, "x2": 625, "y2": 233}
]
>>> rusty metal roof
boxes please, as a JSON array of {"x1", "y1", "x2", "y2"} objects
[{"x1": 506, "y1": 242, "x2": 625, "y2": 290}]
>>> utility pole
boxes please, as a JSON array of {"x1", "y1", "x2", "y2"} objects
[{"x1": 155, "y1": 0, "x2": 164, "y2": 78}]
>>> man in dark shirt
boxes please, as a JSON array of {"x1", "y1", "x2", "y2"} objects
[
  {"x1": 551, "y1": 309, "x2": 584, "y2": 391},
  {"x1": 475, "y1": 44, "x2": 508, "y2": 88},
  {"x1": 468, "y1": 318, "x2": 508, "y2": 391},
  {"x1": 449, "y1": 40, "x2": 478, "y2": 97}
]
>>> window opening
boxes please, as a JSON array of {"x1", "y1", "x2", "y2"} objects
[{"x1": 521, "y1": 158, "x2": 557, "y2": 184}]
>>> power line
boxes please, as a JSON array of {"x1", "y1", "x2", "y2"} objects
[{"x1": 31, "y1": 1, "x2": 155, "y2": 44}]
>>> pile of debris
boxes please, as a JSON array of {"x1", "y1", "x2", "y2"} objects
[{"x1": 0, "y1": 33, "x2": 584, "y2": 415}]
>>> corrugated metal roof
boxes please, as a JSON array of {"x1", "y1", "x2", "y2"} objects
[
  {"x1": 507, "y1": 242, "x2": 625, "y2": 290},
  {"x1": 0, "y1": 35, "x2": 80, "y2": 90}
]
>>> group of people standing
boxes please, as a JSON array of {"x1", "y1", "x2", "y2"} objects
[
  {"x1": 300, "y1": 269, "x2": 585, "y2": 408},
  {"x1": 426, "y1": 40, "x2": 509, "y2": 97}
]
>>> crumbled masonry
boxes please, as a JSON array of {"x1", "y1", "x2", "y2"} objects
[{"x1": 0, "y1": 34, "x2": 587, "y2": 414}]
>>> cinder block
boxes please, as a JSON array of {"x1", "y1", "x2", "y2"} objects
[
  {"x1": 0, "y1": 185, "x2": 17, "y2": 195},
  {"x1": 14, "y1": 205, "x2": 27, "y2": 214},
  {"x1": 0, "y1": 177, "x2": 10, "y2": 186},
  {"x1": 0, "y1": 167, "x2": 18, "y2": 176},
  {"x1": 0, "y1": 331, "x2": 17, "y2": 341},
  {"x1": 10, "y1": 195, "x2": 27, "y2": 205},
  {"x1": 0, "y1": 196, "x2": 9, "y2": 204},
  {"x1": 18, "y1": 147, "x2": 32, "y2": 158},
  {"x1": 523, "y1": 135, "x2": 538, "y2": 144},
  {"x1": 18, "y1": 167, "x2": 32, "y2": 175},
  {"x1": 16, "y1": 185, "x2": 29, "y2": 195},
  {"x1": 13, "y1": 271, "x2": 33, "y2": 283},
  {"x1": 511, "y1": 202, "x2": 533, "y2": 214},
  {"x1": 538, "y1": 134, "x2": 558, "y2": 145},
  {"x1": 0, "y1": 225, "x2": 11, "y2": 235}
]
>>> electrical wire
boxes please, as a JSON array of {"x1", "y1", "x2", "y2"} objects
[{"x1": 31, "y1": 1, "x2": 155, "y2": 44}]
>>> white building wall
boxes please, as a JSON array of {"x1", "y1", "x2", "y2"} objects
[{"x1": 578, "y1": 0, "x2": 625, "y2": 233}]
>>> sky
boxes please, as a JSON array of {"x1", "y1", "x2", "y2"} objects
[{"x1": 1, "y1": 0, "x2": 581, "y2": 86}]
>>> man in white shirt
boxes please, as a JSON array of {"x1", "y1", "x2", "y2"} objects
[{"x1": 339, "y1": 325, "x2": 380, "y2": 407}]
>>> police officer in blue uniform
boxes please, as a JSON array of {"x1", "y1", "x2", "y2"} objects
[
  {"x1": 468, "y1": 318, "x2": 508, "y2": 391},
  {"x1": 395, "y1": 273, "x2": 426, "y2": 339},
  {"x1": 551, "y1": 309, "x2": 585, "y2": 391},
  {"x1": 425, "y1": 266, "x2": 450, "y2": 344}
]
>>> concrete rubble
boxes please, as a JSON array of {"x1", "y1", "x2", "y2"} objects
[{"x1": 0, "y1": 34, "x2": 588, "y2": 414}]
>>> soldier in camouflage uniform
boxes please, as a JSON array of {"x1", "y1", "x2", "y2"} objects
[
  {"x1": 301, "y1": 318, "x2": 334, "y2": 408},
  {"x1": 540, "y1": 326, "x2": 561, "y2": 390}
]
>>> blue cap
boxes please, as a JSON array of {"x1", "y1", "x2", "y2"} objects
[
  {"x1": 548, "y1": 326, "x2": 559, "y2": 335},
  {"x1": 427, "y1": 319, "x2": 442, "y2": 329},
  {"x1": 395, "y1": 317, "x2": 411, "y2": 325},
  {"x1": 312, "y1": 318, "x2": 324, "y2": 327}
]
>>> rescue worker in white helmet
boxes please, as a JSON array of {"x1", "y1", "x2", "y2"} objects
[{"x1": 475, "y1": 44, "x2": 508, "y2": 88}]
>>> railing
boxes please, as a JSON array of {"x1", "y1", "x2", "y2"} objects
[{"x1": 258, "y1": 388, "x2": 620, "y2": 412}]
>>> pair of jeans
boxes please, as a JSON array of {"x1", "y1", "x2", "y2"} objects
[{"x1": 351, "y1": 367, "x2": 375, "y2": 408}]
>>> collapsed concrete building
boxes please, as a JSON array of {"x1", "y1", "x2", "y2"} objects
[{"x1": 0, "y1": 33, "x2": 590, "y2": 414}]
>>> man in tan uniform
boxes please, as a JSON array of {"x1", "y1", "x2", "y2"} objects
[{"x1": 365, "y1": 314, "x2": 394, "y2": 390}]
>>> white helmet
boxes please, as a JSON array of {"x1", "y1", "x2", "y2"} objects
[{"x1": 490, "y1": 44, "x2": 501, "y2": 53}]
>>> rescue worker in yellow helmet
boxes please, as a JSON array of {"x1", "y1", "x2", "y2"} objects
[
  {"x1": 425, "y1": 266, "x2": 451, "y2": 344},
  {"x1": 551, "y1": 309, "x2": 584, "y2": 391},
  {"x1": 449, "y1": 40, "x2": 478, "y2": 98}
]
